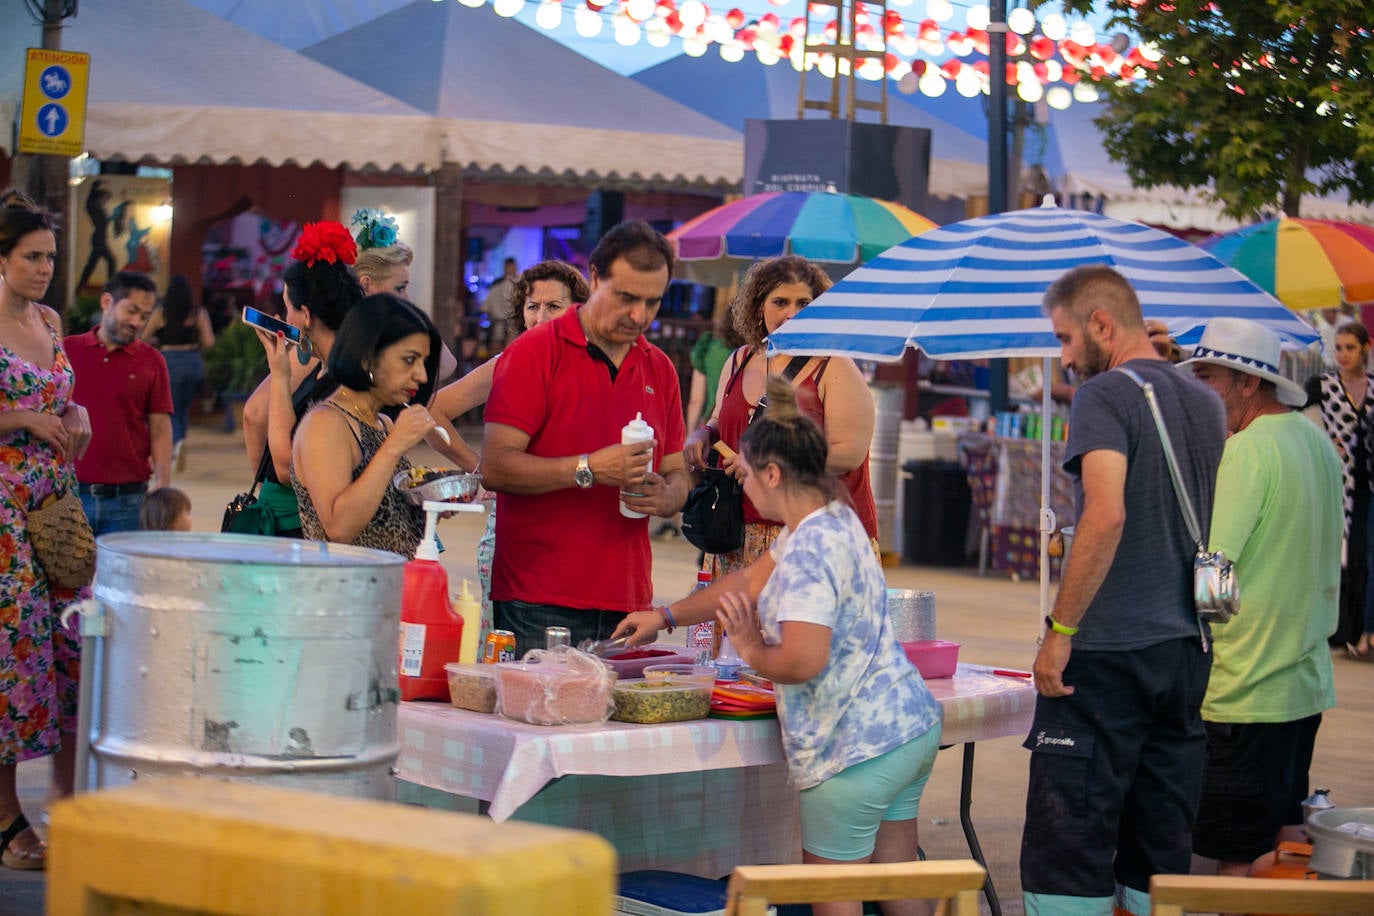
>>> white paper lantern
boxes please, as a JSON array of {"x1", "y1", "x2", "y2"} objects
[{"x1": 534, "y1": 0, "x2": 561, "y2": 28}]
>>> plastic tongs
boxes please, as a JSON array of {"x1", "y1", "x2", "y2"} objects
[{"x1": 578, "y1": 635, "x2": 630, "y2": 657}]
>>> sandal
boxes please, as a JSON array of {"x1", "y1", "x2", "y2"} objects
[
  {"x1": 1347, "y1": 637, "x2": 1373, "y2": 661},
  {"x1": 0, "y1": 814, "x2": 47, "y2": 871}
]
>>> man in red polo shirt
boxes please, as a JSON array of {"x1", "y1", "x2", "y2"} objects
[
  {"x1": 483, "y1": 222, "x2": 690, "y2": 657},
  {"x1": 66, "y1": 271, "x2": 173, "y2": 535}
]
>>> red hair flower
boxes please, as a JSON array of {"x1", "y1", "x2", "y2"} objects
[{"x1": 291, "y1": 220, "x2": 357, "y2": 267}]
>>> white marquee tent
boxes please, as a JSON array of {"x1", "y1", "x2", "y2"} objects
[
  {"x1": 1, "y1": 0, "x2": 442, "y2": 173},
  {"x1": 301, "y1": 0, "x2": 743, "y2": 191}
]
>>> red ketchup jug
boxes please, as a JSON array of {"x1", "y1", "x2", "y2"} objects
[{"x1": 399, "y1": 500, "x2": 463, "y2": 701}]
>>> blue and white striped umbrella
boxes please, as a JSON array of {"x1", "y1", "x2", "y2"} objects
[{"x1": 769, "y1": 201, "x2": 1320, "y2": 361}]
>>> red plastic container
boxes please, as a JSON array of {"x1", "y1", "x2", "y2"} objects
[
  {"x1": 600, "y1": 646, "x2": 695, "y2": 680},
  {"x1": 398, "y1": 557, "x2": 463, "y2": 701},
  {"x1": 901, "y1": 639, "x2": 960, "y2": 679}
]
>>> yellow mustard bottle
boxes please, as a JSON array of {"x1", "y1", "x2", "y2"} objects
[{"x1": 453, "y1": 578, "x2": 482, "y2": 665}]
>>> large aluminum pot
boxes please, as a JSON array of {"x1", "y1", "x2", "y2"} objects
[{"x1": 80, "y1": 533, "x2": 405, "y2": 800}]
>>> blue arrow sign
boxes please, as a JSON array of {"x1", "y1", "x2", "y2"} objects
[{"x1": 36, "y1": 103, "x2": 68, "y2": 137}]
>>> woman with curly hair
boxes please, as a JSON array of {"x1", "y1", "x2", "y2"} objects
[
  {"x1": 682, "y1": 255, "x2": 878, "y2": 583},
  {"x1": 428, "y1": 259, "x2": 589, "y2": 459}
]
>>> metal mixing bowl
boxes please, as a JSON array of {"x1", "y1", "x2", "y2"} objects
[{"x1": 392, "y1": 470, "x2": 481, "y2": 505}]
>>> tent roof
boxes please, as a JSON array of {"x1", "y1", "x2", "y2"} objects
[
  {"x1": 302, "y1": 1, "x2": 743, "y2": 191},
  {"x1": 0, "y1": 0, "x2": 441, "y2": 172},
  {"x1": 631, "y1": 54, "x2": 989, "y2": 199}
]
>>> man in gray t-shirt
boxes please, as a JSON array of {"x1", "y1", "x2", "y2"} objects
[{"x1": 1020, "y1": 266, "x2": 1226, "y2": 916}]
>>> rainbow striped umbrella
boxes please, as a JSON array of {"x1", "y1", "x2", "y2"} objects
[
  {"x1": 667, "y1": 191, "x2": 938, "y2": 286},
  {"x1": 1201, "y1": 217, "x2": 1374, "y2": 311}
]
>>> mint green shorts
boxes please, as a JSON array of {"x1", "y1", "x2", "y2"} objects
[{"x1": 799, "y1": 727, "x2": 941, "y2": 861}]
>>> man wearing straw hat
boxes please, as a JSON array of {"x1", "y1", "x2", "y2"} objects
[
  {"x1": 1181, "y1": 317, "x2": 1341, "y2": 881},
  {"x1": 1022, "y1": 265, "x2": 1227, "y2": 916}
]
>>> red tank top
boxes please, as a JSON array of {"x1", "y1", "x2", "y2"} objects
[{"x1": 716, "y1": 349, "x2": 878, "y2": 537}]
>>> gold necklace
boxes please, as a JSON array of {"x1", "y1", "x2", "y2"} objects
[{"x1": 330, "y1": 393, "x2": 380, "y2": 430}]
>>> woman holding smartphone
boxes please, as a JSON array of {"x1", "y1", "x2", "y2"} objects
[{"x1": 243, "y1": 221, "x2": 364, "y2": 538}]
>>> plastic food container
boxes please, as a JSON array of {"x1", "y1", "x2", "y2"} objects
[
  {"x1": 494, "y1": 648, "x2": 615, "y2": 726},
  {"x1": 642, "y1": 664, "x2": 716, "y2": 685},
  {"x1": 444, "y1": 662, "x2": 497, "y2": 713},
  {"x1": 901, "y1": 639, "x2": 961, "y2": 679},
  {"x1": 600, "y1": 646, "x2": 695, "y2": 680},
  {"x1": 612, "y1": 678, "x2": 713, "y2": 724}
]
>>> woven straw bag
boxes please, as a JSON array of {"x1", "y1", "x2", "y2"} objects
[{"x1": 27, "y1": 490, "x2": 97, "y2": 590}]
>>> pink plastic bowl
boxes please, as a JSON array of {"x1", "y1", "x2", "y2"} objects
[{"x1": 900, "y1": 640, "x2": 960, "y2": 679}]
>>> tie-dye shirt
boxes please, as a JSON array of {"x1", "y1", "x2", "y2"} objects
[{"x1": 760, "y1": 501, "x2": 942, "y2": 789}]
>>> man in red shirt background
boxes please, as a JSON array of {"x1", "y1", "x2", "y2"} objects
[
  {"x1": 65, "y1": 271, "x2": 173, "y2": 535},
  {"x1": 483, "y1": 222, "x2": 689, "y2": 657}
]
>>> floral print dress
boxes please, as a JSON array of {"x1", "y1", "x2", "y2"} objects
[{"x1": 0, "y1": 322, "x2": 85, "y2": 765}]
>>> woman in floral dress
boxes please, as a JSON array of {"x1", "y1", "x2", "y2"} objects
[{"x1": 0, "y1": 190, "x2": 92, "y2": 871}]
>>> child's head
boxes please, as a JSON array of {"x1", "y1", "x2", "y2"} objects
[{"x1": 140, "y1": 487, "x2": 192, "y2": 532}]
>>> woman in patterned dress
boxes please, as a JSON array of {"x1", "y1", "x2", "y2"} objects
[
  {"x1": 291, "y1": 294, "x2": 445, "y2": 556},
  {"x1": 0, "y1": 191, "x2": 92, "y2": 871},
  {"x1": 616, "y1": 379, "x2": 942, "y2": 916},
  {"x1": 1305, "y1": 322, "x2": 1374, "y2": 655}
]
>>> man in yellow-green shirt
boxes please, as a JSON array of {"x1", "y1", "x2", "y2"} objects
[{"x1": 1182, "y1": 317, "x2": 1341, "y2": 878}]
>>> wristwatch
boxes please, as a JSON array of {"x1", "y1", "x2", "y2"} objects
[{"x1": 574, "y1": 454, "x2": 594, "y2": 489}]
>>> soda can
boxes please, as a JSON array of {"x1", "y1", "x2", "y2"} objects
[
  {"x1": 545, "y1": 626, "x2": 572, "y2": 650},
  {"x1": 482, "y1": 629, "x2": 517, "y2": 664},
  {"x1": 1051, "y1": 415, "x2": 1066, "y2": 441}
]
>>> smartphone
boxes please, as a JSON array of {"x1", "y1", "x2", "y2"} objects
[{"x1": 241, "y1": 306, "x2": 301, "y2": 346}]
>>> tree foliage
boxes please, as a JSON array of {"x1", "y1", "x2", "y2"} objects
[{"x1": 1062, "y1": 0, "x2": 1374, "y2": 219}]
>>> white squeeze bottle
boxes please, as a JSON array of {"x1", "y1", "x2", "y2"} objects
[{"x1": 620, "y1": 411, "x2": 654, "y2": 519}]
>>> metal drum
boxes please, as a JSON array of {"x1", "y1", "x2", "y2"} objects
[{"x1": 77, "y1": 533, "x2": 405, "y2": 800}]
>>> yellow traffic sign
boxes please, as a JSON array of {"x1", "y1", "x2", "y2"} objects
[{"x1": 18, "y1": 47, "x2": 90, "y2": 157}]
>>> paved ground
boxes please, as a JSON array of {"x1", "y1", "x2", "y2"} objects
[{"x1": 4, "y1": 421, "x2": 1372, "y2": 915}]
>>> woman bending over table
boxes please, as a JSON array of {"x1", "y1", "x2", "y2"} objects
[
  {"x1": 616, "y1": 378, "x2": 942, "y2": 916},
  {"x1": 291, "y1": 293, "x2": 444, "y2": 556}
]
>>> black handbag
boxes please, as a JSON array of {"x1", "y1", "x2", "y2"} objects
[
  {"x1": 679, "y1": 352, "x2": 811, "y2": 555},
  {"x1": 680, "y1": 465, "x2": 745, "y2": 554}
]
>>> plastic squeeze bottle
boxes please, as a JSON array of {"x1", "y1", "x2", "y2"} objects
[
  {"x1": 398, "y1": 499, "x2": 464, "y2": 701},
  {"x1": 620, "y1": 411, "x2": 654, "y2": 519},
  {"x1": 453, "y1": 578, "x2": 482, "y2": 665},
  {"x1": 686, "y1": 570, "x2": 715, "y2": 666}
]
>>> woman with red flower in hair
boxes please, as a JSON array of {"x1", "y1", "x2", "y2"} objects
[{"x1": 242, "y1": 221, "x2": 367, "y2": 537}]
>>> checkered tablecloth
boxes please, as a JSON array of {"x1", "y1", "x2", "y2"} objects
[{"x1": 396, "y1": 663, "x2": 1035, "y2": 821}]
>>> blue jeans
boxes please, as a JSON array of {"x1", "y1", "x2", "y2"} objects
[
  {"x1": 80, "y1": 491, "x2": 144, "y2": 537},
  {"x1": 161, "y1": 349, "x2": 205, "y2": 444}
]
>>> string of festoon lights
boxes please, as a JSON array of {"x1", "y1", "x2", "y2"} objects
[{"x1": 435, "y1": 0, "x2": 1161, "y2": 108}]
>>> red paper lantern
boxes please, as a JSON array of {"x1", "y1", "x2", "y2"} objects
[
  {"x1": 940, "y1": 59, "x2": 962, "y2": 79},
  {"x1": 885, "y1": 52, "x2": 899, "y2": 72},
  {"x1": 759, "y1": 12, "x2": 778, "y2": 30},
  {"x1": 738, "y1": 25, "x2": 757, "y2": 47},
  {"x1": 726, "y1": 7, "x2": 744, "y2": 28},
  {"x1": 911, "y1": 58, "x2": 928, "y2": 77},
  {"x1": 1029, "y1": 35, "x2": 1055, "y2": 60},
  {"x1": 917, "y1": 18, "x2": 939, "y2": 41},
  {"x1": 779, "y1": 33, "x2": 795, "y2": 53}
]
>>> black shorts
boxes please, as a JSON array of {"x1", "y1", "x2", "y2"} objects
[{"x1": 1192, "y1": 714, "x2": 1322, "y2": 863}]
